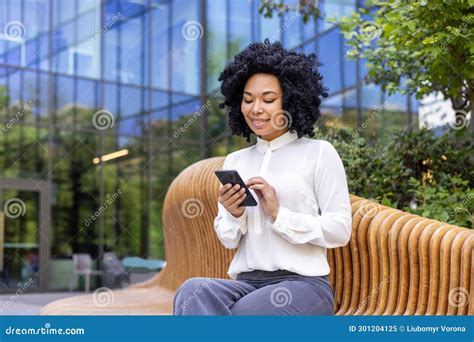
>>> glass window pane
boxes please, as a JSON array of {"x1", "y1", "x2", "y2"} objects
[
  {"x1": 318, "y1": 28, "x2": 342, "y2": 94},
  {"x1": 282, "y1": 8, "x2": 302, "y2": 48},
  {"x1": 151, "y1": 3, "x2": 170, "y2": 89},
  {"x1": 118, "y1": 117, "x2": 144, "y2": 137},
  {"x1": 120, "y1": 86, "x2": 142, "y2": 118},
  {"x1": 206, "y1": 0, "x2": 226, "y2": 92},
  {"x1": 120, "y1": 16, "x2": 144, "y2": 85},
  {"x1": 55, "y1": 76, "x2": 74, "y2": 127},
  {"x1": 104, "y1": 22, "x2": 119, "y2": 81},
  {"x1": 361, "y1": 84, "x2": 382, "y2": 109},
  {"x1": 171, "y1": 0, "x2": 200, "y2": 95},
  {"x1": 76, "y1": 79, "x2": 98, "y2": 129},
  {"x1": 229, "y1": 0, "x2": 251, "y2": 53}
]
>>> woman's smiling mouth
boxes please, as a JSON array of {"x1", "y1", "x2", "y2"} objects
[{"x1": 250, "y1": 118, "x2": 270, "y2": 129}]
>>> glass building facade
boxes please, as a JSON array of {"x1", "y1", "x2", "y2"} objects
[{"x1": 0, "y1": 0, "x2": 419, "y2": 292}]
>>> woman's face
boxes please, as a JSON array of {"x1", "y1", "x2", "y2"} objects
[{"x1": 241, "y1": 73, "x2": 289, "y2": 141}]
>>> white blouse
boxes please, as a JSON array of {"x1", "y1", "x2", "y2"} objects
[{"x1": 213, "y1": 130, "x2": 352, "y2": 280}]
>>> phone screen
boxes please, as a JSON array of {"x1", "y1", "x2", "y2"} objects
[{"x1": 214, "y1": 169, "x2": 257, "y2": 206}]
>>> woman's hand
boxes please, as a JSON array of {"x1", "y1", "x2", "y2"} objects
[
  {"x1": 218, "y1": 183, "x2": 247, "y2": 218},
  {"x1": 246, "y1": 177, "x2": 279, "y2": 222}
]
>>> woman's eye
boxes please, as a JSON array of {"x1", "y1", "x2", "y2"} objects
[{"x1": 243, "y1": 99, "x2": 274, "y2": 104}]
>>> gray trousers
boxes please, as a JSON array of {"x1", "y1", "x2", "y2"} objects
[{"x1": 173, "y1": 269, "x2": 334, "y2": 315}]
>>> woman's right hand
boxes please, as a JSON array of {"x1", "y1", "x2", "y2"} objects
[{"x1": 218, "y1": 183, "x2": 247, "y2": 218}]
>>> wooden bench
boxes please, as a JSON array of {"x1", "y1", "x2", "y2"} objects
[{"x1": 41, "y1": 157, "x2": 473, "y2": 315}]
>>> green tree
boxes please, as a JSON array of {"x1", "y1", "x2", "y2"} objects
[
  {"x1": 261, "y1": 0, "x2": 474, "y2": 132},
  {"x1": 328, "y1": 0, "x2": 474, "y2": 132}
]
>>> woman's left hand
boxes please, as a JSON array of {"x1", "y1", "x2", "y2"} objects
[{"x1": 246, "y1": 177, "x2": 279, "y2": 222}]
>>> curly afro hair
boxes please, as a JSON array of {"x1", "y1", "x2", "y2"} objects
[{"x1": 218, "y1": 38, "x2": 328, "y2": 143}]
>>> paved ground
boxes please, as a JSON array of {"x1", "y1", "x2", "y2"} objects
[
  {"x1": 0, "y1": 292, "x2": 78, "y2": 315},
  {"x1": 0, "y1": 273, "x2": 156, "y2": 315}
]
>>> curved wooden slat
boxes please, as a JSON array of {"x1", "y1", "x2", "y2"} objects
[
  {"x1": 458, "y1": 235, "x2": 474, "y2": 315},
  {"x1": 424, "y1": 225, "x2": 458, "y2": 315},
  {"x1": 404, "y1": 220, "x2": 441, "y2": 315},
  {"x1": 364, "y1": 208, "x2": 399, "y2": 315},
  {"x1": 40, "y1": 157, "x2": 473, "y2": 316},
  {"x1": 436, "y1": 227, "x2": 465, "y2": 315},
  {"x1": 392, "y1": 217, "x2": 425, "y2": 315},
  {"x1": 446, "y1": 230, "x2": 473, "y2": 315},
  {"x1": 372, "y1": 210, "x2": 405, "y2": 315},
  {"x1": 414, "y1": 223, "x2": 446, "y2": 315},
  {"x1": 382, "y1": 214, "x2": 417, "y2": 315}
]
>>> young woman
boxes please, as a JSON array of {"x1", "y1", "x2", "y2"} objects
[{"x1": 173, "y1": 39, "x2": 352, "y2": 315}]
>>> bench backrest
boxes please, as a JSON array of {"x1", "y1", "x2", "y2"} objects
[{"x1": 144, "y1": 157, "x2": 473, "y2": 315}]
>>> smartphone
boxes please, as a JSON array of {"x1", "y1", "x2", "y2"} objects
[{"x1": 214, "y1": 169, "x2": 257, "y2": 206}]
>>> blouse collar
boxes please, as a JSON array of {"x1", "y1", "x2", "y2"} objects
[{"x1": 255, "y1": 130, "x2": 299, "y2": 153}]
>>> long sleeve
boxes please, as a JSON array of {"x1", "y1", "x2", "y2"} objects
[
  {"x1": 269, "y1": 141, "x2": 352, "y2": 248},
  {"x1": 213, "y1": 156, "x2": 248, "y2": 249}
]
